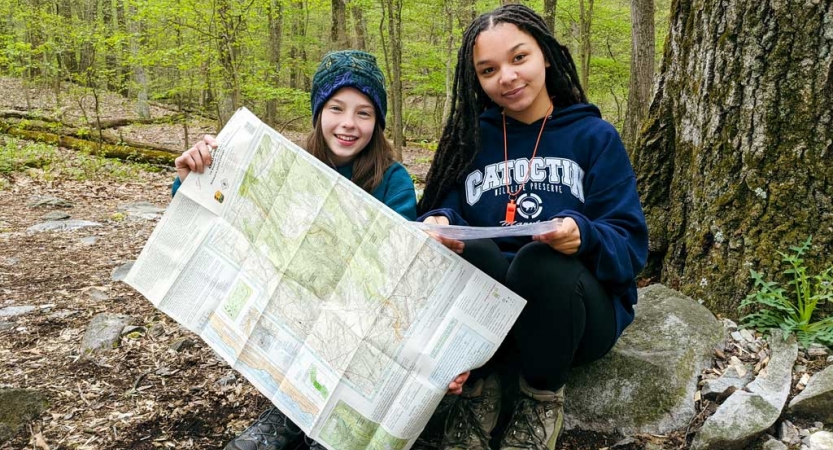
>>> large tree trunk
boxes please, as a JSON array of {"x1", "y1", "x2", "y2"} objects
[
  {"x1": 632, "y1": 0, "x2": 833, "y2": 315},
  {"x1": 622, "y1": 0, "x2": 654, "y2": 152}
]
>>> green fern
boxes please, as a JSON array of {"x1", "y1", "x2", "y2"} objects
[{"x1": 739, "y1": 236, "x2": 833, "y2": 348}]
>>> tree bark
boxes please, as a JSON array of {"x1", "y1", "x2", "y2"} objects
[
  {"x1": 622, "y1": 0, "x2": 654, "y2": 152},
  {"x1": 56, "y1": 0, "x2": 78, "y2": 74},
  {"x1": 384, "y1": 0, "x2": 404, "y2": 159},
  {"x1": 632, "y1": 0, "x2": 833, "y2": 315},
  {"x1": 127, "y1": 0, "x2": 150, "y2": 118},
  {"x1": 543, "y1": 0, "x2": 557, "y2": 33},
  {"x1": 215, "y1": 0, "x2": 243, "y2": 127},
  {"x1": 266, "y1": 0, "x2": 284, "y2": 126},
  {"x1": 350, "y1": 2, "x2": 367, "y2": 50},
  {"x1": 331, "y1": 0, "x2": 349, "y2": 50},
  {"x1": 289, "y1": 0, "x2": 308, "y2": 90},
  {"x1": 441, "y1": 0, "x2": 454, "y2": 126},
  {"x1": 578, "y1": 0, "x2": 594, "y2": 91}
]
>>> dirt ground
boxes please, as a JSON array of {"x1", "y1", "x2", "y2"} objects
[{"x1": 0, "y1": 77, "x2": 829, "y2": 450}]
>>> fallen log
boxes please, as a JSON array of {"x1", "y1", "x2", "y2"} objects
[{"x1": 0, "y1": 120, "x2": 177, "y2": 166}]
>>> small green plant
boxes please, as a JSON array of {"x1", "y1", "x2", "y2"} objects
[{"x1": 739, "y1": 236, "x2": 833, "y2": 348}]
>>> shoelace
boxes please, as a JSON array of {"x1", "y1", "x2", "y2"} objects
[
  {"x1": 503, "y1": 397, "x2": 557, "y2": 450},
  {"x1": 248, "y1": 407, "x2": 292, "y2": 439},
  {"x1": 443, "y1": 395, "x2": 492, "y2": 447}
]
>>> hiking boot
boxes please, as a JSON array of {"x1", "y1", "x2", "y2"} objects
[
  {"x1": 413, "y1": 394, "x2": 459, "y2": 449},
  {"x1": 224, "y1": 406, "x2": 303, "y2": 450},
  {"x1": 439, "y1": 373, "x2": 501, "y2": 450},
  {"x1": 500, "y1": 377, "x2": 564, "y2": 450}
]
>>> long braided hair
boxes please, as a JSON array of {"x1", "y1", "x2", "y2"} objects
[{"x1": 418, "y1": 4, "x2": 587, "y2": 214}]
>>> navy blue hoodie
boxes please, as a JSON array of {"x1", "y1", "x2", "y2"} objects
[{"x1": 421, "y1": 103, "x2": 648, "y2": 337}]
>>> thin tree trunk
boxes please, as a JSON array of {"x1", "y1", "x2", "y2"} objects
[
  {"x1": 384, "y1": 0, "x2": 404, "y2": 158},
  {"x1": 128, "y1": 1, "x2": 150, "y2": 118},
  {"x1": 543, "y1": 0, "x2": 557, "y2": 32},
  {"x1": 632, "y1": 0, "x2": 833, "y2": 314},
  {"x1": 266, "y1": 0, "x2": 283, "y2": 126},
  {"x1": 578, "y1": 0, "x2": 594, "y2": 91},
  {"x1": 441, "y1": 0, "x2": 454, "y2": 126},
  {"x1": 350, "y1": 2, "x2": 367, "y2": 50},
  {"x1": 331, "y1": 0, "x2": 348, "y2": 50},
  {"x1": 289, "y1": 0, "x2": 306, "y2": 90},
  {"x1": 622, "y1": 0, "x2": 655, "y2": 153}
]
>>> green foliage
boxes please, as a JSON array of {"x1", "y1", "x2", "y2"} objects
[
  {"x1": 739, "y1": 236, "x2": 833, "y2": 348},
  {"x1": 0, "y1": 137, "x2": 150, "y2": 186}
]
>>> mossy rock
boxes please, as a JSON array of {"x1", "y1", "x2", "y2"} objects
[{"x1": 0, "y1": 388, "x2": 48, "y2": 444}]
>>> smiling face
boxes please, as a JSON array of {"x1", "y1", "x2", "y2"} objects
[
  {"x1": 473, "y1": 22, "x2": 552, "y2": 124},
  {"x1": 319, "y1": 87, "x2": 377, "y2": 166}
]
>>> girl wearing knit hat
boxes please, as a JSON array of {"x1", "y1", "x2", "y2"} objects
[
  {"x1": 171, "y1": 50, "x2": 421, "y2": 450},
  {"x1": 173, "y1": 50, "x2": 417, "y2": 222}
]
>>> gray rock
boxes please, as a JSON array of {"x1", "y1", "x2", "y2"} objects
[
  {"x1": 691, "y1": 332, "x2": 798, "y2": 450},
  {"x1": 565, "y1": 284, "x2": 723, "y2": 435},
  {"x1": 807, "y1": 344, "x2": 829, "y2": 358},
  {"x1": 47, "y1": 310, "x2": 78, "y2": 320},
  {"x1": 779, "y1": 420, "x2": 800, "y2": 445},
  {"x1": 40, "y1": 211, "x2": 70, "y2": 221},
  {"x1": 110, "y1": 261, "x2": 134, "y2": 282},
  {"x1": 27, "y1": 220, "x2": 101, "y2": 233},
  {"x1": 0, "y1": 257, "x2": 19, "y2": 267},
  {"x1": 701, "y1": 365, "x2": 754, "y2": 399},
  {"x1": 0, "y1": 322, "x2": 11, "y2": 332},
  {"x1": 722, "y1": 318, "x2": 738, "y2": 332},
  {"x1": 0, "y1": 388, "x2": 47, "y2": 444},
  {"x1": 79, "y1": 236, "x2": 98, "y2": 246},
  {"x1": 762, "y1": 436, "x2": 788, "y2": 450},
  {"x1": 83, "y1": 286, "x2": 109, "y2": 302},
  {"x1": 118, "y1": 202, "x2": 165, "y2": 220},
  {"x1": 216, "y1": 373, "x2": 237, "y2": 386},
  {"x1": 148, "y1": 323, "x2": 166, "y2": 339},
  {"x1": 80, "y1": 313, "x2": 135, "y2": 354},
  {"x1": 0, "y1": 305, "x2": 36, "y2": 318},
  {"x1": 739, "y1": 329, "x2": 756, "y2": 342},
  {"x1": 169, "y1": 337, "x2": 194, "y2": 352},
  {"x1": 789, "y1": 365, "x2": 833, "y2": 423},
  {"x1": 808, "y1": 431, "x2": 833, "y2": 450},
  {"x1": 26, "y1": 195, "x2": 73, "y2": 208}
]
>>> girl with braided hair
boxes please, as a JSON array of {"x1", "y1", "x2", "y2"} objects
[{"x1": 418, "y1": 5, "x2": 648, "y2": 449}]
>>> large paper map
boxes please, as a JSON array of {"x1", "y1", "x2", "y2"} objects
[{"x1": 124, "y1": 108, "x2": 526, "y2": 450}]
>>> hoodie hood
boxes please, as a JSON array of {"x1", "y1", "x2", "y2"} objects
[{"x1": 480, "y1": 103, "x2": 602, "y2": 130}]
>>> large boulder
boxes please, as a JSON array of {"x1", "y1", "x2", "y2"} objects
[
  {"x1": 690, "y1": 332, "x2": 798, "y2": 450},
  {"x1": 565, "y1": 284, "x2": 723, "y2": 435}
]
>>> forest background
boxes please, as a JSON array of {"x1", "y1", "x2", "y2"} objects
[{"x1": 0, "y1": 0, "x2": 667, "y2": 154}]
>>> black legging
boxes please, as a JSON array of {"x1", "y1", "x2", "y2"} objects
[{"x1": 461, "y1": 239, "x2": 617, "y2": 392}]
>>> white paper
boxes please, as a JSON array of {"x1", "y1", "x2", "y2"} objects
[{"x1": 124, "y1": 108, "x2": 526, "y2": 450}]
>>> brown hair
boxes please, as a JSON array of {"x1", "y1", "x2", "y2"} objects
[{"x1": 305, "y1": 118, "x2": 394, "y2": 194}]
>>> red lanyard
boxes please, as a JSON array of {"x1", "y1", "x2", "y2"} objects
[{"x1": 502, "y1": 104, "x2": 553, "y2": 224}]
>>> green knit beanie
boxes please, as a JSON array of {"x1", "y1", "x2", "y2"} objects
[{"x1": 310, "y1": 50, "x2": 387, "y2": 129}]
